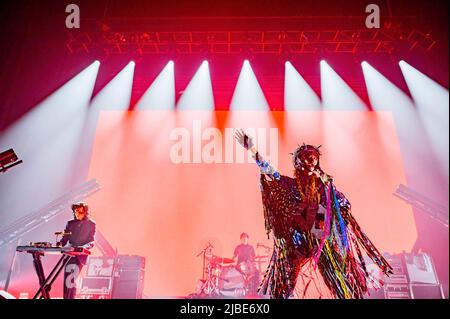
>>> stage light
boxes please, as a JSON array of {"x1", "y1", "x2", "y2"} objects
[
  {"x1": 0, "y1": 148, "x2": 22, "y2": 173},
  {"x1": 320, "y1": 60, "x2": 366, "y2": 110},
  {"x1": 362, "y1": 60, "x2": 447, "y2": 201},
  {"x1": 284, "y1": 61, "x2": 321, "y2": 110},
  {"x1": 0, "y1": 60, "x2": 100, "y2": 150},
  {"x1": 230, "y1": 60, "x2": 269, "y2": 110},
  {"x1": 177, "y1": 60, "x2": 214, "y2": 110},
  {"x1": 361, "y1": 61, "x2": 413, "y2": 111},
  {"x1": 399, "y1": 60, "x2": 449, "y2": 178},
  {"x1": 90, "y1": 61, "x2": 135, "y2": 110},
  {"x1": 0, "y1": 61, "x2": 100, "y2": 223},
  {"x1": 135, "y1": 61, "x2": 175, "y2": 109}
]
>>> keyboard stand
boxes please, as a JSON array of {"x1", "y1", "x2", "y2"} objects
[{"x1": 31, "y1": 252, "x2": 72, "y2": 299}]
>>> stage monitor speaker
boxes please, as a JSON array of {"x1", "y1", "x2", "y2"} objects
[
  {"x1": 405, "y1": 253, "x2": 439, "y2": 285},
  {"x1": 0, "y1": 290, "x2": 16, "y2": 299},
  {"x1": 384, "y1": 284, "x2": 412, "y2": 299},
  {"x1": 410, "y1": 284, "x2": 444, "y2": 299}
]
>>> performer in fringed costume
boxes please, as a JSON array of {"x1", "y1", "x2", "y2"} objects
[{"x1": 234, "y1": 129, "x2": 393, "y2": 299}]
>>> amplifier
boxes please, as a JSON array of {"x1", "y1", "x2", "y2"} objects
[
  {"x1": 111, "y1": 255, "x2": 146, "y2": 299},
  {"x1": 79, "y1": 276, "x2": 112, "y2": 295},
  {"x1": 115, "y1": 268, "x2": 145, "y2": 280},
  {"x1": 366, "y1": 283, "x2": 444, "y2": 299},
  {"x1": 115, "y1": 255, "x2": 145, "y2": 269},
  {"x1": 405, "y1": 253, "x2": 439, "y2": 284},
  {"x1": 112, "y1": 277, "x2": 144, "y2": 299},
  {"x1": 363, "y1": 252, "x2": 444, "y2": 299},
  {"x1": 384, "y1": 284, "x2": 412, "y2": 299},
  {"x1": 383, "y1": 253, "x2": 409, "y2": 284},
  {"x1": 410, "y1": 284, "x2": 445, "y2": 299},
  {"x1": 111, "y1": 271, "x2": 145, "y2": 299}
]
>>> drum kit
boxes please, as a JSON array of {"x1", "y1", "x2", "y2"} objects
[{"x1": 195, "y1": 242, "x2": 269, "y2": 298}]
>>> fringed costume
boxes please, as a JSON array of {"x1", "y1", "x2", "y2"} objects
[{"x1": 254, "y1": 144, "x2": 393, "y2": 299}]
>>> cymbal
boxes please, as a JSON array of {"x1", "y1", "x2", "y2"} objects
[
  {"x1": 211, "y1": 255, "x2": 234, "y2": 264},
  {"x1": 253, "y1": 255, "x2": 269, "y2": 260}
]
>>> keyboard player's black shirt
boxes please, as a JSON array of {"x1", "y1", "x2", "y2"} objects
[{"x1": 60, "y1": 217, "x2": 96, "y2": 264}]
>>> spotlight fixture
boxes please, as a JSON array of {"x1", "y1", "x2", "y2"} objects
[{"x1": 0, "y1": 149, "x2": 22, "y2": 173}]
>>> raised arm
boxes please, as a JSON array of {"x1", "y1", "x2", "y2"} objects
[{"x1": 234, "y1": 129, "x2": 280, "y2": 180}]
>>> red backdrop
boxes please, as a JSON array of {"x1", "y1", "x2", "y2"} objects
[{"x1": 87, "y1": 110, "x2": 416, "y2": 297}]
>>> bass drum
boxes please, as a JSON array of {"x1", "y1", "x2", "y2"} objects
[
  {"x1": 218, "y1": 266, "x2": 246, "y2": 297},
  {"x1": 237, "y1": 260, "x2": 257, "y2": 275}
]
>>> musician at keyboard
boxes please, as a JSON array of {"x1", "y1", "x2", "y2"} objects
[{"x1": 57, "y1": 202, "x2": 96, "y2": 299}]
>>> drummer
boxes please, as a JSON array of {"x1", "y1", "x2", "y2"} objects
[
  {"x1": 232, "y1": 232, "x2": 261, "y2": 294},
  {"x1": 232, "y1": 232, "x2": 256, "y2": 265}
]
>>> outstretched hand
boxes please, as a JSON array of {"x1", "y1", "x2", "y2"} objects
[{"x1": 234, "y1": 129, "x2": 254, "y2": 150}]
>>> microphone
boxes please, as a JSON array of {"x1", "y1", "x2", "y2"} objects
[{"x1": 54, "y1": 231, "x2": 72, "y2": 236}]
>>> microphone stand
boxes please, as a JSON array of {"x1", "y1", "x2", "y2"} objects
[
  {"x1": 4, "y1": 238, "x2": 21, "y2": 292},
  {"x1": 195, "y1": 243, "x2": 217, "y2": 295},
  {"x1": 196, "y1": 243, "x2": 213, "y2": 281}
]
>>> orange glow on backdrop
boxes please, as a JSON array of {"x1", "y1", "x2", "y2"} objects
[{"x1": 87, "y1": 110, "x2": 416, "y2": 297}]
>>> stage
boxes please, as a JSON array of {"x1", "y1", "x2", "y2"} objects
[{"x1": 0, "y1": 0, "x2": 448, "y2": 304}]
